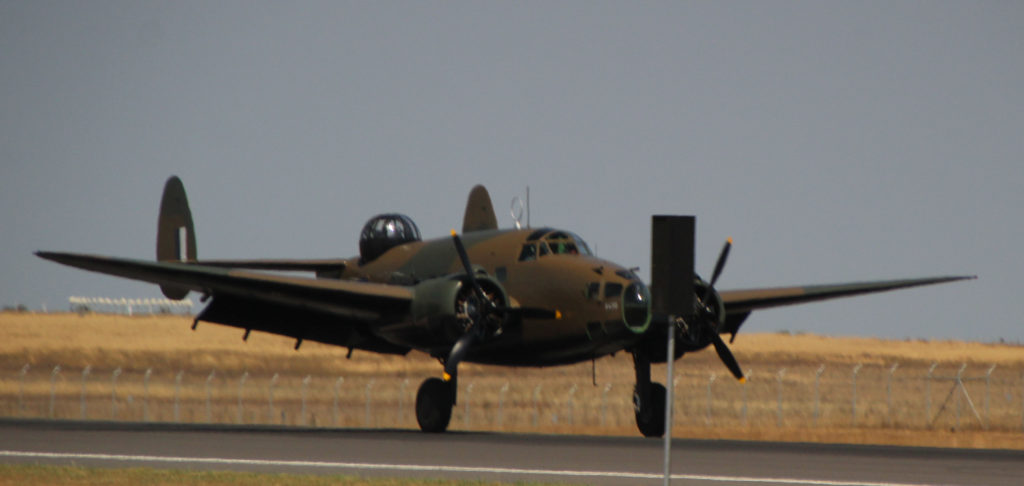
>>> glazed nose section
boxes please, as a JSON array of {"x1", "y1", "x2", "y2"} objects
[{"x1": 622, "y1": 282, "x2": 652, "y2": 333}]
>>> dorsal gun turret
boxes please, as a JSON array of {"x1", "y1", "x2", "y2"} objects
[{"x1": 359, "y1": 213, "x2": 421, "y2": 264}]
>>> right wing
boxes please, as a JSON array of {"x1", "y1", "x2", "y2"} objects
[{"x1": 36, "y1": 251, "x2": 411, "y2": 354}]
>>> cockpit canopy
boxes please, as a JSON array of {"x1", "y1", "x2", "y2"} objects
[
  {"x1": 517, "y1": 228, "x2": 593, "y2": 261},
  {"x1": 359, "y1": 213, "x2": 422, "y2": 263}
]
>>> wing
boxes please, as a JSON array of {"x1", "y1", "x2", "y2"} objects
[
  {"x1": 195, "y1": 258, "x2": 349, "y2": 278},
  {"x1": 718, "y1": 275, "x2": 975, "y2": 336},
  {"x1": 36, "y1": 251, "x2": 412, "y2": 354}
]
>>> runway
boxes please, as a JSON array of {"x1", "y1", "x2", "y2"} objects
[{"x1": 0, "y1": 420, "x2": 1021, "y2": 485}]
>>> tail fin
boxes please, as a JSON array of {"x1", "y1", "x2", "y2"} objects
[
  {"x1": 462, "y1": 185, "x2": 498, "y2": 232},
  {"x1": 156, "y1": 176, "x2": 196, "y2": 299}
]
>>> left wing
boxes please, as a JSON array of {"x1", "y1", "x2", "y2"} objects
[
  {"x1": 36, "y1": 251, "x2": 412, "y2": 354},
  {"x1": 718, "y1": 275, "x2": 975, "y2": 336}
]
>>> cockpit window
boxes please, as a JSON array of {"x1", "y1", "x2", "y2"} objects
[
  {"x1": 518, "y1": 243, "x2": 537, "y2": 262},
  {"x1": 523, "y1": 229, "x2": 595, "y2": 259},
  {"x1": 538, "y1": 241, "x2": 551, "y2": 256},
  {"x1": 604, "y1": 282, "x2": 623, "y2": 298}
]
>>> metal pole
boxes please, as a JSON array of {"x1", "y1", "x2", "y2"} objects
[
  {"x1": 80, "y1": 366, "x2": 91, "y2": 420},
  {"x1": 663, "y1": 315, "x2": 676, "y2": 486}
]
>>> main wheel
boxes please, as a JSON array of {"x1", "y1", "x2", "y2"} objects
[
  {"x1": 634, "y1": 382, "x2": 666, "y2": 438},
  {"x1": 416, "y1": 377, "x2": 454, "y2": 433}
]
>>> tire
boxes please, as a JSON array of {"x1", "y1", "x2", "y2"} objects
[
  {"x1": 634, "y1": 382, "x2": 666, "y2": 438},
  {"x1": 416, "y1": 378, "x2": 454, "y2": 433}
]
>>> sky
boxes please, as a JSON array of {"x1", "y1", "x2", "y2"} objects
[{"x1": 2, "y1": 2, "x2": 1021, "y2": 342}]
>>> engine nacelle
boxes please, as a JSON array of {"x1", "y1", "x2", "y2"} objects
[
  {"x1": 635, "y1": 276, "x2": 726, "y2": 362},
  {"x1": 376, "y1": 274, "x2": 509, "y2": 353}
]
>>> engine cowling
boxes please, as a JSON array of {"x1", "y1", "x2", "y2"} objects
[
  {"x1": 376, "y1": 274, "x2": 509, "y2": 353},
  {"x1": 635, "y1": 276, "x2": 726, "y2": 362}
]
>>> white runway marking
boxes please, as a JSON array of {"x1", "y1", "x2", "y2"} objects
[{"x1": 0, "y1": 450, "x2": 940, "y2": 486}]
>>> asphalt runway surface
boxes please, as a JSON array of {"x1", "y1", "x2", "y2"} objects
[{"x1": 0, "y1": 420, "x2": 1022, "y2": 485}]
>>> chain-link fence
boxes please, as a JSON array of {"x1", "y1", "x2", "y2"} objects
[{"x1": 4, "y1": 362, "x2": 1022, "y2": 434}]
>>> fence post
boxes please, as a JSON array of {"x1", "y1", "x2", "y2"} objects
[
  {"x1": 955, "y1": 364, "x2": 966, "y2": 430},
  {"x1": 143, "y1": 368, "x2": 153, "y2": 422},
  {"x1": 80, "y1": 366, "x2": 91, "y2": 420},
  {"x1": 364, "y1": 379, "x2": 375, "y2": 427},
  {"x1": 49, "y1": 365, "x2": 61, "y2": 419},
  {"x1": 111, "y1": 367, "x2": 121, "y2": 420},
  {"x1": 174, "y1": 371, "x2": 183, "y2": 423},
  {"x1": 464, "y1": 382, "x2": 475, "y2": 428},
  {"x1": 498, "y1": 381, "x2": 510, "y2": 430},
  {"x1": 813, "y1": 365, "x2": 824, "y2": 426},
  {"x1": 706, "y1": 373, "x2": 717, "y2": 425},
  {"x1": 600, "y1": 383, "x2": 612, "y2": 427},
  {"x1": 332, "y1": 377, "x2": 344, "y2": 426},
  {"x1": 984, "y1": 365, "x2": 996, "y2": 429},
  {"x1": 536, "y1": 386, "x2": 544, "y2": 427},
  {"x1": 301, "y1": 375, "x2": 311, "y2": 426},
  {"x1": 776, "y1": 369, "x2": 786, "y2": 427},
  {"x1": 567, "y1": 384, "x2": 578, "y2": 426},
  {"x1": 268, "y1": 373, "x2": 279, "y2": 424},
  {"x1": 398, "y1": 378, "x2": 410, "y2": 424},
  {"x1": 237, "y1": 372, "x2": 249, "y2": 424},
  {"x1": 887, "y1": 363, "x2": 899, "y2": 426},
  {"x1": 18, "y1": 364, "x2": 30, "y2": 416},
  {"x1": 205, "y1": 370, "x2": 216, "y2": 423},
  {"x1": 926, "y1": 362, "x2": 938, "y2": 425},
  {"x1": 742, "y1": 370, "x2": 752, "y2": 426},
  {"x1": 851, "y1": 364, "x2": 863, "y2": 426}
]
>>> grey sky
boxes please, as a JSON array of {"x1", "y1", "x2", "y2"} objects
[{"x1": 2, "y1": 2, "x2": 1020, "y2": 342}]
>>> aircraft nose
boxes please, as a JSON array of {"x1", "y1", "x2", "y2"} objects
[{"x1": 622, "y1": 281, "x2": 651, "y2": 334}]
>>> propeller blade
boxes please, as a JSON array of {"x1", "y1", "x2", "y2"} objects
[
  {"x1": 703, "y1": 237, "x2": 732, "y2": 303},
  {"x1": 450, "y1": 230, "x2": 490, "y2": 304},
  {"x1": 709, "y1": 331, "x2": 745, "y2": 382}
]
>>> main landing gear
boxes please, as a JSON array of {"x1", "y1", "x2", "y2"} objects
[
  {"x1": 415, "y1": 377, "x2": 454, "y2": 433},
  {"x1": 632, "y1": 351, "x2": 667, "y2": 438}
]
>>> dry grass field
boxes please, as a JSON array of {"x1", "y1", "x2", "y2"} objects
[{"x1": 2, "y1": 312, "x2": 1023, "y2": 450}]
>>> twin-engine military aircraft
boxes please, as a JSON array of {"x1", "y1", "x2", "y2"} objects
[{"x1": 37, "y1": 177, "x2": 973, "y2": 437}]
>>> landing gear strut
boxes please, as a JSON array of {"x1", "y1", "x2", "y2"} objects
[
  {"x1": 415, "y1": 377, "x2": 454, "y2": 433},
  {"x1": 632, "y1": 351, "x2": 666, "y2": 438}
]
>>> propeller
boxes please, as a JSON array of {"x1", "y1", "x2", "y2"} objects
[
  {"x1": 443, "y1": 230, "x2": 559, "y2": 382},
  {"x1": 698, "y1": 238, "x2": 744, "y2": 382}
]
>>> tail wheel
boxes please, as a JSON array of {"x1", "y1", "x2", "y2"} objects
[{"x1": 416, "y1": 377, "x2": 454, "y2": 433}]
